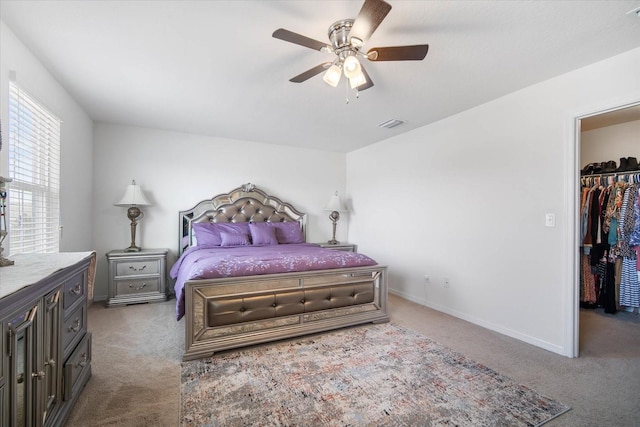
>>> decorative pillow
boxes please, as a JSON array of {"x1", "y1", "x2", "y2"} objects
[
  {"x1": 192, "y1": 222, "x2": 251, "y2": 246},
  {"x1": 214, "y1": 222, "x2": 250, "y2": 237},
  {"x1": 192, "y1": 222, "x2": 222, "y2": 246},
  {"x1": 220, "y1": 231, "x2": 250, "y2": 247},
  {"x1": 249, "y1": 222, "x2": 279, "y2": 245},
  {"x1": 272, "y1": 221, "x2": 304, "y2": 244}
]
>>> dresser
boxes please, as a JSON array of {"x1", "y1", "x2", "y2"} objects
[
  {"x1": 105, "y1": 249, "x2": 168, "y2": 307},
  {"x1": 0, "y1": 251, "x2": 94, "y2": 427}
]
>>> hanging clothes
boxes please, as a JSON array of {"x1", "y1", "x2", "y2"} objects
[{"x1": 580, "y1": 173, "x2": 640, "y2": 311}]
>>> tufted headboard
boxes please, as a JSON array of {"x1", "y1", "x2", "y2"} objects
[{"x1": 178, "y1": 183, "x2": 306, "y2": 256}]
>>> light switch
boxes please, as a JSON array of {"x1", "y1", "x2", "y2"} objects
[{"x1": 545, "y1": 213, "x2": 556, "y2": 227}]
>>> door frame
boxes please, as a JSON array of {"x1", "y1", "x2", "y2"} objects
[{"x1": 565, "y1": 92, "x2": 640, "y2": 357}]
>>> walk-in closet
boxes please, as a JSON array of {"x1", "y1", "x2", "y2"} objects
[{"x1": 578, "y1": 105, "x2": 640, "y2": 357}]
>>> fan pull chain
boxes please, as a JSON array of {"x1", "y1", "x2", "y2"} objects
[{"x1": 345, "y1": 78, "x2": 349, "y2": 104}]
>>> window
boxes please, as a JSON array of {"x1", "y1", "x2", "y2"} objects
[{"x1": 7, "y1": 81, "x2": 61, "y2": 254}]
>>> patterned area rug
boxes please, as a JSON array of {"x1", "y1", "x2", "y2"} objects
[{"x1": 180, "y1": 323, "x2": 570, "y2": 426}]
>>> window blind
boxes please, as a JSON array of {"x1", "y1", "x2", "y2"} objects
[{"x1": 7, "y1": 81, "x2": 61, "y2": 254}]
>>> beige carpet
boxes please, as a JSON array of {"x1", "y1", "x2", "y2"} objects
[
  {"x1": 66, "y1": 294, "x2": 640, "y2": 426},
  {"x1": 65, "y1": 301, "x2": 183, "y2": 426}
]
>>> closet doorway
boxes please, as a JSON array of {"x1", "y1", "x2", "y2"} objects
[{"x1": 577, "y1": 103, "x2": 640, "y2": 358}]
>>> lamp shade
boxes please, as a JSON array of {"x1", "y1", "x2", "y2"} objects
[
  {"x1": 115, "y1": 180, "x2": 151, "y2": 206},
  {"x1": 324, "y1": 191, "x2": 347, "y2": 212}
]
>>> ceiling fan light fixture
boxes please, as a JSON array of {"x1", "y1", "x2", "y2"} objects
[
  {"x1": 343, "y1": 55, "x2": 362, "y2": 79},
  {"x1": 349, "y1": 72, "x2": 366, "y2": 89},
  {"x1": 323, "y1": 64, "x2": 342, "y2": 87}
]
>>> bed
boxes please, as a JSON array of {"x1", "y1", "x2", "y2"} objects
[{"x1": 171, "y1": 183, "x2": 389, "y2": 361}]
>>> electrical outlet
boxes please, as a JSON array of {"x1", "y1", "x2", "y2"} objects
[{"x1": 443, "y1": 278, "x2": 450, "y2": 288}]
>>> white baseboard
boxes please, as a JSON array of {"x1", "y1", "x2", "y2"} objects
[{"x1": 388, "y1": 288, "x2": 568, "y2": 356}]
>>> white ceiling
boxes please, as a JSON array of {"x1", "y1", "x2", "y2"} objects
[{"x1": 1, "y1": 1, "x2": 639, "y2": 152}]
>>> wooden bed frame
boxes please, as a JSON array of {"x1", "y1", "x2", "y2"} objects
[{"x1": 177, "y1": 183, "x2": 389, "y2": 361}]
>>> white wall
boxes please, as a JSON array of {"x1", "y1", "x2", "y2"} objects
[
  {"x1": 0, "y1": 20, "x2": 94, "y2": 253},
  {"x1": 92, "y1": 123, "x2": 347, "y2": 300},
  {"x1": 346, "y1": 47, "x2": 640, "y2": 356},
  {"x1": 581, "y1": 120, "x2": 640, "y2": 168}
]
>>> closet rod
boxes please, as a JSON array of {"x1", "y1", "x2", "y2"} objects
[{"x1": 581, "y1": 170, "x2": 640, "y2": 185}]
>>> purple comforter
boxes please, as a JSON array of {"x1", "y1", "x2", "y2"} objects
[{"x1": 170, "y1": 243, "x2": 377, "y2": 320}]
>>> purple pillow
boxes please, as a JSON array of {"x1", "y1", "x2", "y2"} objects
[
  {"x1": 249, "y1": 222, "x2": 279, "y2": 245},
  {"x1": 192, "y1": 222, "x2": 251, "y2": 246},
  {"x1": 272, "y1": 221, "x2": 304, "y2": 244},
  {"x1": 220, "y1": 231, "x2": 250, "y2": 247},
  {"x1": 192, "y1": 222, "x2": 222, "y2": 246}
]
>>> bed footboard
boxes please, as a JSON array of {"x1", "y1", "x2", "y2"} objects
[{"x1": 183, "y1": 265, "x2": 388, "y2": 361}]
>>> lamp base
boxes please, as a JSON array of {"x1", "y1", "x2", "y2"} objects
[
  {"x1": 328, "y1": 211, "x2": 341, "y2": 246},
  {"x1": 0, "y1": 256, "x2": 14, "y2": 267},
  {"x1": 0, "y1": 245, "x2": 13, "y2": 267},
  {"x1": 124, "y1": 245, "x2": 141, "y2": 252}
]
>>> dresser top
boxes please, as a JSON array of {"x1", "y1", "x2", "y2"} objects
[{"x1": 0, "y1": 251, "x2": 94, "y2": 299}]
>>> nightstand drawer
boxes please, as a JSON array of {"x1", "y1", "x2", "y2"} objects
[
  {"x1": 115, "y1": 259, "x2": 160, "y2": 277},
  {"x1": 317, "y1": 242, "x2": 357, "y2": 252},
  {"x1": 62, "y1": 304, "x2": 87, "y2": 357},
  {"x1": 63, "y1": 269, "x2": 86, "y2": 311},
  {"x1": 115, "y1": 277, "x2": 161, "y2": 296}
]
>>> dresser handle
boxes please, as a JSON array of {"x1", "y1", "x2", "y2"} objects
[
  {"x1": 32, "y1": 370, "x2": 46, "y2": 380},
  {"x1": 69, "y1": 283, "x2": 82, "y2": 296},
  {"x1": 129, "y1": 283, "x2": 147, "y2": 291},
  {"x1": 68, "y1": 318, "x2": 80, "y2": 333},
  {"x1": 45, "y1": 358, "x2": 56, "y2": 368},
  {"x1": 77, "y1": 353, "x2": 88, "y2": 369},
  {"x1": 129, "y1": 265, "x2": 147, "y2": 272}
]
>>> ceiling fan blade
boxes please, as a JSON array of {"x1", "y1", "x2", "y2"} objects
[
  {"x1": 366, "y1": 44, "x2": 429, "y2": 61},
  {"x1": 289, "y1": 63, "x2": 332, "y2": 83},
  {"x1": 349, "y1": 0, "x2": 392, "y2": 45},
  {"x1": 357, "y1": 65, "x2": 374, "y2": 91},
  {"x1": 272, "y1": 28, "x2": 329, "y2": 51}
]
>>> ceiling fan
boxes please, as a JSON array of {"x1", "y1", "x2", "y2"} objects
[{"x1": 272, "y1": 0, "x2": 429, "y2": 91}]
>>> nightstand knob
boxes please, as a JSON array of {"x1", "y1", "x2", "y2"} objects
[
  {"x1": 129, "y1": 283, "x2": 147, "y2": 291},
  {"x1": 129, "y1": 264, "x2": 147, "y2": 272}
]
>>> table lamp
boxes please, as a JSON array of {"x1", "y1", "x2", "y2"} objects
[
  {"x1": 324, "y1": 191, "x2": 347, "y2": 245},
  {"x1": 115, "y1": 180, "x2": 151, "y2": 252}
]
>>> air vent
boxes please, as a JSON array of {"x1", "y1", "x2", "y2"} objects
[{"x1": 378, "y1": 119, "x2": 405, "y2": 129}]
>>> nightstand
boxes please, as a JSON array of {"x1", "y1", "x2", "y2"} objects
[
  {"x1": 317, "y1": 242, "x2": 358, "y2": 252},
  {"x1": 105, "y1": 248, "x2": 168, "y2": 307}
]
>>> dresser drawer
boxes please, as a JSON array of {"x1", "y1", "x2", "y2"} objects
[
  {"x1": 62, "y1": 304, "x2": 86, "y2": 357},
  {"x1": 115, "y1": 259, "x2": 160, "y2": 277},
  {"x1": 64, "y1": 332, "x2": 91, "y2": 401},
  {"x1": 63, "y1": 269, "x2": 86, "y2": 311},
  {"x1": 115, "y1": 277, "x2": 161, "y2": 296}
]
